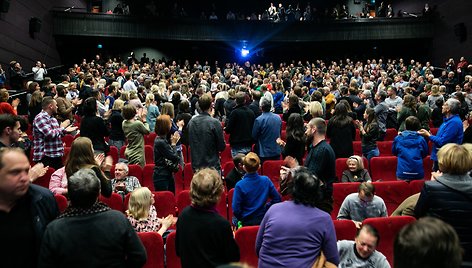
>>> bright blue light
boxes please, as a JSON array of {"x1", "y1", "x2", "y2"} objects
[
  {"x1": 241, "y1": 48, "x2": 249, "y2": 57},
  {"x1": 97, "y1": 44, "x2": 103, "y2": 49}
]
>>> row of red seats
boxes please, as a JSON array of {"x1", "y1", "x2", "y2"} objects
[{"x1": 135, "y1": 216, "x2": 416, "y2": 268}]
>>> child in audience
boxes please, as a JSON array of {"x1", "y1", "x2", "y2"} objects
[
  {"x1": 126, "y1": 187, "x2": 173, "y2": 235},
  {"x1": 341, "y1": 155, "x2": 371, "y2": 182}
]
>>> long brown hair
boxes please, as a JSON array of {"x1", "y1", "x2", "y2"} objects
[{"x1": 65, "y1": 137, "x2": 98, "y2": 177}]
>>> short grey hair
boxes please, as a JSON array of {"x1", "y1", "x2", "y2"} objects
[
  {"x1": 68, "y1": 168, "x2": 101, "y2": 208},
  {"x1": 115, "y1": 162, "x2": 129, "y2": 173},
  {"x1": 446, "y1": 98, "x2": 460, "y2": 115}
]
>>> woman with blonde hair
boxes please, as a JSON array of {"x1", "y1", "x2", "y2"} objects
[
  {"x1": 127, "y1": 187, "x2": 173, "y2": 235},
  {"x1": 427, "y1": 85, "x2": 444, "y2": 110},
  {"x1": 49, "y1": 137, "x2": 112, "y2": 196},
  {"x1": 145, "y1": 93, "x2": 160, "y2": 132},
  {"x1": 303, "y1": 101, "x2": 324, "y2": 121},
  {"x1": 341, "y1": 155, "x2": 371, "y2": 182}
]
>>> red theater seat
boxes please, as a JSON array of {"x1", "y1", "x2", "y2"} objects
[
  {"x1": 333, "y1": 220, "x2": 357, "y2": 241},
  {"x1": 54, "y1": 194, "x2": 68, "y2": 213},
  {"x1": 145, "y1": 145, "x2": 154, "y2": 164},
  {"x1": 409, "y1": 179, "x2": 426, "y2": 195},
  {"x1": 372, "y1": 181, "x2": 410, "y2": 215},
  {"x1": 183, "y1": 163, "x2": 194, "y2": 190},
  {"x1": 261, "y1": 160, "x2": 284, "y2": 189},
  {"x1": 144, "y1": 132, "x2": 157, "y2": 146},
  {"x1": 332, "y1": 182, "x2": 361, "y2": 220},
  {"x1": 377, "y1": 141, "x2": 394, "y2": 156},
  {"x1": 138, "y1": 232, "x2": 165, "y2": 268},
  {"x1": 362, "y1": 216, "x2": 416, "y2": 267},
  {"x1": 99, "y1": 193, "x2": 124, "y2": 212},
  {"x1": 165, "y1": 231, "x2": 181, "y2": 268},
  {"x1": 220, "y1": 145, "x2": 233, "y2": 167},
  {"x1": 370, "y1": 156, "x2": 397, "y2": 181},
  {"x1": 235, "y1": 226, "x2": 260, "y2": 268},
  {"x1": 384, "y1": 128, "x2": 398, "y2": 141},
  {"x1": 33, "y1": 167, "x2": 55, "y2": 189},
  {"x1": 142, "y1": 164, "x2": 155, "y2": 191}
]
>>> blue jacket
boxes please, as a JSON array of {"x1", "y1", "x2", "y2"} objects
[
  {"x1": 430, "y1": 114, "x2": 463, "y2": 161},
  {"x1": 252, "y1": 112, "x2": 282, "y2": 158},
  {"x1": 232, "y1": 172, "x2": 281, "y2": 226},
  {"x1": 392, "y1": 130, "x2": 428, "y2": 180}
]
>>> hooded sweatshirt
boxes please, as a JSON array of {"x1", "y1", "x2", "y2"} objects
[{"x1": 392, "y1": 130, "x2": 428, "y2": 180}]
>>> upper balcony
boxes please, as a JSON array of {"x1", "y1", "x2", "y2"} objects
[{"x1": 52, "y1": 11, "x2": 435, "y2": 43}]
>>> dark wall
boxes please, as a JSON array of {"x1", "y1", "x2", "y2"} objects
[{"x1": 0, "y1": 0, "x2": 86, "y2": 76}]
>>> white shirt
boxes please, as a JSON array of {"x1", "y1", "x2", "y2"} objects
[
  {"x1": 32, "y1": 66, "x2": 47, "y2": 81},
  {"x1": 123, "y1": 80, "x2": 137, "y2": 91}
]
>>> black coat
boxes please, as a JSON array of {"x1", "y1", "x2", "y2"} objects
[{"x1": 225, "y1": 105, "x2": 255, "y2": 147}]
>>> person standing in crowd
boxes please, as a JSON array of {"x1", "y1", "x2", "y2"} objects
[
  {"x1": 80, "y1": 97, "x2": 110, "y2": 155},
  {"x1": 108, "y1": 99, "x2": 126, "y2": 151},
  {"x1": 277, "y1": 113, "x2": 306, "y2": 164},
  {"x1": 0, "y1": 114, "x2": 20, "y2": 148},
  {"x1": 0, "y1": 148, "x2": 59, "y2": 268},
  {"x1": 327, "y1": 102, "x2": 356, "y2": 158},
  {"x1": 32, "y1": 61, "x2": 47, "y2": 85},
  {"x1": 252, "y1": 99, "x2": 282, "y2": 163},
  {"x1": 338, "y1": 225, "x2": 390, "y2": 268},
  {"x1": 415, "y1": 143, "x2": 472, "y2": 263},
  {"x1": 188, "y1": 94, "x2": 226, "y2": 172},
  {"x1": 418, "y1": 98, "x2": 463, "y2": 171},
  {"x1": 393, "y1": 116, "x2": 428, "y2": 181},
  {"x1": 256, "y1": 167, "x2": 339, "y2": 268},
  {"x1": 33, "y1": 97, "x2": 77, "y2": 169},
  {"x1": 176, "y1": 168, "x2": 240, "y2": 268},
  {"x1": 232, "y1": 152, "x2": 281, "y2": 227},
  {"x1": 374, "y1": 90, "x2": 389, "y2": 141},
  {"x1": 38, "y1": 168, "x2": 147, "y2": 268},
  {"x1": 303, "y1": 117, "x2": 336, "y2": 213},
  {"x1": 122, "y1": 104, "x2": 150, "y2": 167},
  {"x1": 225, "y1": 92, "x2": 255, "y2": 157}
]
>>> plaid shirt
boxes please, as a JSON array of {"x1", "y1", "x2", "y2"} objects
[{"x1": 33, "y1": 110, "x2": 65, "y2": 161}]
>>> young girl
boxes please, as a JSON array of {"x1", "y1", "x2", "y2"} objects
[
  {"x1": 127, "y1": 187, "x2": 173, "y2": 235},
  {"x1": 341, "y1": 155, "x2": 371, "y2": 182}
]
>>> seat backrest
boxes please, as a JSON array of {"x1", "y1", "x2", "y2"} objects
[
  {"x1": 222, "y1": 161, "x2": 235, "y2": 179},
  {"x1": 228, "y1": 188, "x2": 235, "y2": 223},
  {"x1": 111, "y1": 164, "x2": 143, "y2": 182},
  {"x1": 33, "y1": 167, "x2": 55, "y2": 189},
  {"x1": 409, "y1": 179, "x2": 426, "y2": 195},
  {"x1": 333, "y1": 220, "x2": 357, "y2": 241},
  {"x1": 332, "y1": 182, "x2": 361, "y2": 220},
  {"x1": 144, "y1": 145, "x2": 154, "y2": 164},
  {"x1": 234, "y1": 226, "x2": 260, "y2": 268},
  {"x1": 138, "y1": 232, "x2": 165, "y2": 268},
  {"x1": 372, "y1": 181, "x2": 410, "y2": 215},
  {"x1": 142, "y1": 164, "x2": 155, "y2": 191},
  {"x1": 154, "y1": 191, "x2": 177, "y2": 217},
  {"x1": 183, "y1": 163, "x2": 194, "y2": 190},
  {"x1": 119, "y1": 145, "x2": 127, "y2": 159},
  {"x1": 370, "y1": 156, "x2": 397, "y2": 181},
  {"x1": 109, "y1": 146, "x2": 119, "y2": 164},
  {"x1": 54, "y1": 194, "x2": 68, "y2": 213},
  {"x1": 165, "y1": 231, "x2": 181, "y2": 268},
  {"x1": 145, "y1": 132, "x2": 157, "y2": 146},
  {"x1": 220, "y1": 144, "x2": 232, "y2": 168},
  {"x1": 335, "y1": 157, "x2": 369, "y2": 182},
  {"x1": 377, "y1": 141, "x2": 394, "y2": 156},
  {"x1": 352, "y1": 141, "x2": 362, "y2": 156},
  {"x1": 62, "y1": 147, "x2": 71, "y2": 165},
  {"x1": 422, "y1": 155, "x2": 432, "y2": 179},
  {"x1": 385, "y1": 128, "x2": 398, "y2": 141},
  {"x1": 99, "y1": 193, "x2": 124, "y2": 212},
  {"x1": 62, "y1": 134, "x2": 75, "y2": 147},
  {"x1": 362, "y1": 216, "x2": 416, "y2": 267},
  {"x1": 261, "y1": 160, "x2": 284, "y2": 189}
]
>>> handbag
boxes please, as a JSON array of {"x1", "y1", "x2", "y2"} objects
[{"x1": 164, "y1": 158, "x2": 180, "y2": 173}]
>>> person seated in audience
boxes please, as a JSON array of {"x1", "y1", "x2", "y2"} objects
[
  {"x1": 176, "y1": 168, "x2": 240, "y2": 268},
  {"x1": 341, "y1": 155, "x2": 371, "y2": 182},
  {"x1": 415, "y1": 143, "x2": 472, "y2": 263},
  {"x1": 49, "y1": 137, "x2": 113, "y2": 197},
  {"x1": 38, "y1": 168, "x2": 147, "y2": 267},
  {"x1": 224, "y1": 153, "x2": 245, "y2": 190},
  {"x1": 0, "y1": 114, "x2": 21, "y2": 148},
  {"x1": 256, "y1": 167, "x2": 339, "y2": 267},
  {"x1": 337, "y1": 224, "x2": 390, "y2": 268},
  {"x1": 126, "y1": 187, "x2": 173, "y2": 235},
  {"x1": 110, "y1": 162, "x2": 141, "y2": 198},
  {"x1": 392, "y1": 116, "x2": 428, "y2": 181},
  {"x1": 232, "y1": 152, "x2": 281, "y2": 227},
  {"x1": 394, "y1": 217, "x2": 463, "y2": 268},
  {"x1": 391, "y1": 193, "x2": 420, "y2": 217},
  {"x1": 337, "y1": 182, "x2": 387, "y2": 228}
]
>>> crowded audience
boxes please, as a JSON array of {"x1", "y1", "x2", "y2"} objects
[{"x1": 1, "y1": 53, "x2": 472, "y2": 267}]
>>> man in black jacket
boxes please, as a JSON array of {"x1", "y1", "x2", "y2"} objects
[
  {"x1": 225, "y1": 92, "x2": 255, "y2": 157},
  {"x1": 0, "y1": 148, "x2": 59, "y2": 268}
]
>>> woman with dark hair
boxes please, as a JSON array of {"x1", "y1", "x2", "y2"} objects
[
  {"x1": 80, "y1": 97, "x2": 110, "y2": 155},
  {"x1": 327, "y1": 102, "x2": 356, "y2": 158},
  {"x1": 431, "y1": 98, "x2": 444, "y2": 128},
  {"x1": 397, "y1": 94, "x2": 417, "y2": 132},
  {"x1": 277, "y1": 113, "x2": 305, "y2": 164},
  {"x1": 28, "y1": 90, "x2": 43, "y2": 124},
  {"x1": 256, "y1": 167, "x2": 339, "y2": 267},
  {"x1": 175, "y1": 100, "x2": 192, "y2": 146},
  {"x1": 356, "y1": 108, "x2": 380, "y2": 161},
  {"x1": 49, "y1": 137, "x2": 112, "y2": 197},
  {"x1": 282, "y1": 94, "x2": 302, "y2": 122},
  {"x1": 153, "y1": 114, "x2": 181, "y2": 193}
]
